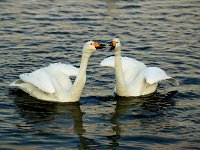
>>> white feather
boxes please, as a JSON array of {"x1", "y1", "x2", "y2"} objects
[
  {"x1": 48, "y1": 63, "x2": 79, "y2": 77},
  {"x1": 19, "y1": 70, "x2": 55, "y2": 94},
  {"x1": 100, "y1": 56, "x2": 115, "y2": 67},
  {"x1": 17, "y1": 63, "x2": 79, "y2": 94},
  {"x1": 100, "y1": 56, "x2": 146, "y2": 83},
  {"x1": 10, "y1": 63, "x2": 80, "y2": 101},
  {"x1": 144, "y1": 67, "x2": 172, "y2": 84}
]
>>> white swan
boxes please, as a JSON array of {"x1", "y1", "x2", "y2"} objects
[
  {"x1": 100, "y1": 38, "x2": 177, "y2": 97},
  {"x1": 10, "y1": 41, "x2": 105, "y2": 102}
]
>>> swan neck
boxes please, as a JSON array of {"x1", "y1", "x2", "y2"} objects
[
  {"x1": 114, "y1": 48, "x2": 121, "y2": 56},
  {"x1": 79, "y1": 51, "x2": 91, "y2": 69},
  {"x1": 71, "y1": 51, "x2": 91, "y2": 100},
  {"x1": 114, "y1": 51, "x2": 127, "y2": 95}
]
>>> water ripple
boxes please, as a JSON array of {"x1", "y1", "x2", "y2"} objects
[{"x1": 0, "y1": 0, "x2": 199, "y2": 149}]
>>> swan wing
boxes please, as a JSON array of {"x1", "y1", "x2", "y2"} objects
[
  {"x1": 45, "y1": 63, "x2": 79, "y2": 92},
  {"x1": 100, "y1": 56, "x2": 146, "y2": 69},
  {"x1": 100, "y1": 56, "x2": 146, "y2": 82},
  {"x1": 19, "y1": 69, "x2": 55, "y2": 94},
  {"x1": 13, "y1": 63, "x2": 77, "y2": 95},
  {"x1": 144, "y1": 67, "x2": 172, "y2": 84},
  {"x1": 100, "y1": 56, "x2": 115, "y2": 67},
  {"x1": 48, "y1": 63, "x2": 79, "y2": 77},
  {"x1": 10, "y1": 68, "x2": 73, "y2": 101}
]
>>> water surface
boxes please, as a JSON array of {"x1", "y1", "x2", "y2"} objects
[{"x1": 0, "y1": 0, "x2": 200, "y2": 149}]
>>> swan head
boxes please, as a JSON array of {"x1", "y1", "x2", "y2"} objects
[
  {"x1": 83, "y1": 41, "x2": 105, "y2": 53},
  {"x1": 110, "y1": 38, "x2": 121, "y2": 51}
]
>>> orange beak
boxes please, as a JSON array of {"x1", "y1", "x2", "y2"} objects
[
  {"x1": 112, "y1": 41, "x2": 117, "y2": 47},
  {"x1": 110, "y1": 41, "x2": 117, "y2": 50},
  {"x1": 93, "y1": 42, "x2": 106, "y2": 49}
]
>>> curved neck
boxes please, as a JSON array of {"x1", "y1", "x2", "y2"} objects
[
  {"x1": 114, "y1": 49, "x2": 127, "y2": 95},
  {"x1": 71, "y1": 51, "x2": 91, "y2": 100}
]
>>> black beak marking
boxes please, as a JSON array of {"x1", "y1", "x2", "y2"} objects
[
  {"x1": 96, "y1": 44, "x2": 106, "y2": 49},
  {"x1": 109, "y1": 42, "x2": 115, "y2": 50}
]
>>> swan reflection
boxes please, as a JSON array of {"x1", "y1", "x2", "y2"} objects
[
  {"x1": 13, "y1": 91, "x2": 87, "y2": 148},
  {"x1": 13, "y1": 90, "x2": 177, "y2": 149},
  {"x1": 104, "y1": 91, "x2": 177, "y2": 148}
]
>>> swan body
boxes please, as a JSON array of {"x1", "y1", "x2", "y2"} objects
[
  {"x1": 100, "y1": 38, "x2": 173, "y2": 97},
  {"x1": 10, "y1": 41, "x2": 105, "y2": 102}
]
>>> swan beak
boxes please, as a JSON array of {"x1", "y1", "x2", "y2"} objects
[
  {"x1": 109, "y1": 41, "x2": 116, "y2": 50},
  {"x1": 93, "y1": 42, "x2": 106, "y2": 49}
]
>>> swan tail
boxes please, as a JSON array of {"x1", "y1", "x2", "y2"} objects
[
  {"x1": 10, "y1": 79, "x2": 55, "y2": 100},
  {"x1": 144, "y1": 67, "x2": 172, "y2": 84},
  {"x1": 9, "y1": 79, "x2": 35, "y2": 93},
  {"x1": 10, "y1": 80, "x2": 23, "y2": 87}
]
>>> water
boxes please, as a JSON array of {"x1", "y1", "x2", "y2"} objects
[{"x1": 0, "y1": 0, "x2": 200, "y2": 149}]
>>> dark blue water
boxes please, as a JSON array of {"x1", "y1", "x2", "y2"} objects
[{"x1": 0, "y1": 0, "x2": 200, "y2": 149}]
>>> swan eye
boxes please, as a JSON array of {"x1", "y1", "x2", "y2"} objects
[{"x1": 91, "y1": 43, "x2": 93, "y2": 45}]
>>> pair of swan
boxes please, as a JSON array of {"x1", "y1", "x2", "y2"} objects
[{"x1": 10, "y1": 39, "x2": 176, "y2": 102}]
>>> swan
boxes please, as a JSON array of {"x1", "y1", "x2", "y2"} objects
[
  {"x1": 100, "y1": 38, "x2": 177, "y2": 97},
  {"x1": 10, "y1": 41, "x2": 105, "y2": 102}
]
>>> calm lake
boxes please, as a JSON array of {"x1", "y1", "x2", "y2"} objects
[{"x1": 0, "y1": 0, "x2": 200, "y2": 149}]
